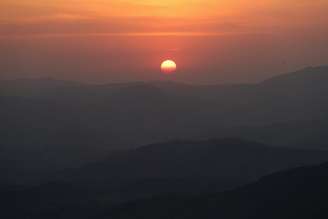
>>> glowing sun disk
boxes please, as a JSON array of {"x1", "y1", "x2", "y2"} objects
[{"x1": 161, "y1": 60, "x2": 177, "y2": 74}]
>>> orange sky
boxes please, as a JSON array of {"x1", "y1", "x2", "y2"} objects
[
  {"x1": 0, "y1": 0, "x2": 328, "y2": 83},
  {"x1": 1, "y1": 0, "x2": 328, "y2": 35}
]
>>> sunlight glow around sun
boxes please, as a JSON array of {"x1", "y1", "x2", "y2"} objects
[{"x1": 161, "y1": 60, "x2": 177, "y2": 74}]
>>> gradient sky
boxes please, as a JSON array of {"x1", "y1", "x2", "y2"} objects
[{"x1": 1, "y1": 0, "x2": 328, "y2": 83}]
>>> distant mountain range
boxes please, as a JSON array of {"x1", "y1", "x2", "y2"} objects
[
  {"x1": 1, "y1": 66, "x2": 328, "y2": 184},
  {"x1": 61, "y1": 138, "x2": 328, "y2": 185},
  {"x1": 1, "y1": 66, "x2": 328, "y2": 218}
]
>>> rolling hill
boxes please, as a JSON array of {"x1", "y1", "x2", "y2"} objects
[
  {"x1": 1, "y1": 66, "x2": 328, "y2": 184},
  {"x1": 103, "y1": 161, "x2": 328, "y2": 219},
  {"x1": 1, "y1": 139, "x2": 328, "y2": 219}
]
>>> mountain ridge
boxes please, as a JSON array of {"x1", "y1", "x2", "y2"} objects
[
  {"x1": 1, "y1": 65, "x2": 327, "y2": 89},
  {"x1": 1, "y1": 65, "x2": 328, "y2": 185}
]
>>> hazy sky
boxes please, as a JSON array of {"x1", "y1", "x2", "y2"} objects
[{"x1": 1, "y1": 0, "x2": 328, "y2": 83}]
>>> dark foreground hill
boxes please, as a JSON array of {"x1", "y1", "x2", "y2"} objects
[
  {"x1": 2, "y1": 155, "x2": 328, "y2": 219},
  {"x1": 102, "y1": 161, "x2": 328, "y2": 219},
  {"x1": 1, "y1": 139, "x2": 328, "y2": 218},
  {"x1": 62, "y1": 138, "x2": 328, "y2": 186}
]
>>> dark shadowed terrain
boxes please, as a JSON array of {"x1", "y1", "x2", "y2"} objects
[
  {"x1": 1, "y1": 66, "x2": 328, "y2": 185},
  {"x1": 1, "y1": 66, "x2": 328, "y2": 218},
  {"x1": 102, "y1": 161, "x2": 328, "y2": 219},
  {"x1": 2, "y1": 155, "x2": 328, "y2": 219},
  {"x1": 1, "y1": 139, "x2": 328, "y2": 218}
]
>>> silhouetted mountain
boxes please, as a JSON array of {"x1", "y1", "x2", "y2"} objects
[
  {"x1": 48, "y1": 138, "x2": 328, "y2": 203},
  {"x1": 63, "y1": 138, "x2": 328, "y2": 184},
  {"x1": 2, "y1": 154, "x2": 328, "y2": 218},
  {"x1": 2, "y1": 139, "x2": 328, "y2": 206},
  {"x1": 262, "y1": 65, "x2": 328, "y2": 88},
  {"x1": 101, "y1": 161, "x2": 328, "y2": 219},
  {"x1": 236, "y1": 119, "x2": 328, "y2": 148},
  {"x1": 1, "y1": 66, "x2": 328, "y2": 184}
]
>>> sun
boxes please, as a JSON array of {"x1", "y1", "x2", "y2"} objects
[{"x1": 161, "y1": 60, "x2": 177, "y2": 74}]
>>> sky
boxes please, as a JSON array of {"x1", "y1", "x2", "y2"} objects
[{"x1": 0, "y1": 0, "x2": 328, "y2": 83}]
